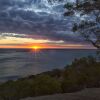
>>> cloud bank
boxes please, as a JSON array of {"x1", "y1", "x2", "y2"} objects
[{"x1": 0, "y1": 0, "x2": 91, "y2": 46}]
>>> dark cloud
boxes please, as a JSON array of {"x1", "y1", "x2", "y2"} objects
[{"x1": 0, "y1": 0, "x2": 85, "y2": 44}]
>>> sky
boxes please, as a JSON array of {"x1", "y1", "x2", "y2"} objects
[{"x1": 0, "y1": 0, "x2": 95, "y2": 49}]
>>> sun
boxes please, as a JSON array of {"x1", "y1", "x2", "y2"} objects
[{"x1": 32, "y1": 46, "x2": 41, "y2": 50}]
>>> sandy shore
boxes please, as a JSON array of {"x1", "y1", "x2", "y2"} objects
[{"x1": 21, "y1": 88, "x2": 100, "y2": 100}]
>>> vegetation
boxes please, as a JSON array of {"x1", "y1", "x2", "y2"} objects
[
  {"x1": 0, "y1": 56, "x2": 100, "y2": 100},
  {"x1": 64, "y1": 0, "x2": 100, "y2": 57}
]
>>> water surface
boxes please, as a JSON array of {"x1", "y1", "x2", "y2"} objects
[{"x1": 0, "y1": 49, "x2": 96, "y2": 81}]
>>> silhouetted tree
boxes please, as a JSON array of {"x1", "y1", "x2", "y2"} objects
[{"x1": 65, "y1": 0, "x2": 100, "y2": 51}]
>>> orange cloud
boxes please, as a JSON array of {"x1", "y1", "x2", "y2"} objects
[
  {"x1": 0, "y1": 35, "x2": 95, "y2": 49},
  {"x1": 0, "y1": 43, "x2": 95, "y2": 49}
]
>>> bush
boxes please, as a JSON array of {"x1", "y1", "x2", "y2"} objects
[
  {"x1": 31, "y1": 75, "x2": 62, "y2": 96},
  {"x1": 62, "y1": 56, "x2": 100, "y2": 92},
  {"x1": 0, "y1": 75, "x2": 62, "y2": 100}
]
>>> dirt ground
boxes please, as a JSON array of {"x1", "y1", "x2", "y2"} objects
[{"x1": 21, "y1": 88, "x2": 100, "y2": 100}]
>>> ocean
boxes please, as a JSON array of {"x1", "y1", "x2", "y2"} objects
[{"x1": 0, "y1": 49, "x2": 96, "y2": 82}]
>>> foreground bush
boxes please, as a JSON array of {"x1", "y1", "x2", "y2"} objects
[
  {"x1": 62, "y1": 56, "x2": 100, "y2": 92},
  {"x1": 0, "y1": 75, "x2": 61, "y2": 100}
]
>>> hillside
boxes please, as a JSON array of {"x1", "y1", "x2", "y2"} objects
[{"x1": 0, "y1": 56, "x2": 100, "y2": 100}]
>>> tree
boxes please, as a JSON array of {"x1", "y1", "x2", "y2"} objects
[{"x1": 64, "y1": 0, "x2": 100, "y2": 50}]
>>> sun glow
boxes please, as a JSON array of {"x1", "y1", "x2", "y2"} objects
[{"x1": 32, "y1": 46, "x2": 41, "y2": 50}]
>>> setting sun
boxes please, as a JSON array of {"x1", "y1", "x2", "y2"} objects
[{"x1": 32, "y1": 46, "x2": 41, "y2": 50}]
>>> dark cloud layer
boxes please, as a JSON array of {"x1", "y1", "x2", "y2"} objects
[{"x1": 0, "y1": 0, "x2": 86, "y2": 44}]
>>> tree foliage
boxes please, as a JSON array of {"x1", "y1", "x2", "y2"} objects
[{"x1": 64, "y1": 0, "x2": 100, "y2": 50}]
